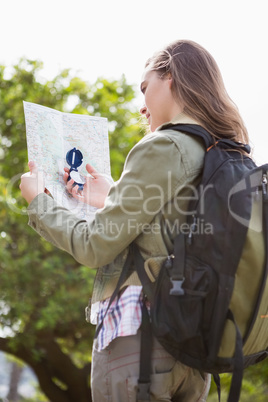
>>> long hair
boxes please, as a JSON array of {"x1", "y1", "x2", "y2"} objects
[{"x1": 145, "y1": 40, "x2": 249, "y2": 144}]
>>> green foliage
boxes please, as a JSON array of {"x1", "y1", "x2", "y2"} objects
[
  {"x1": 0, "y1": 58, "x2": 143, "y2": 401},
  {"x1": 208, "y1": 359, "x2": 268, "y2": 401}
]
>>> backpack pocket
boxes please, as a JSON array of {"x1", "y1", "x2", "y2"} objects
[{"x1": 150, "y1": 256, "x2": 217, "y2": 359}]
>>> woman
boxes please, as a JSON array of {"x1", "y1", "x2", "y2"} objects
[{"x1": 20, "y1": 39, "x2": 248, "y2": 401}]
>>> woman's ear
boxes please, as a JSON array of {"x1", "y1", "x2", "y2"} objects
[{"x1": 167, "y1": 74, "x2": 172, "y2": 89}]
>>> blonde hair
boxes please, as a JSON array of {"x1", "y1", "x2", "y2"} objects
[{"x1": 146, "y1": 40, "x2": 249, "y2": 144}]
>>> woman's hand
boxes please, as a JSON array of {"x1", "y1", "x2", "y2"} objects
[
  {"x1": 20, "y1": 161, "x2": 45, "y2": 204},
  {"x1": 64, "y1": 164, "x2": 112, "y2": 209}
]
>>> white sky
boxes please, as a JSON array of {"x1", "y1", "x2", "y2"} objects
[{"x1": 1, "y1": 0, "x2": 268, "y2": 164}]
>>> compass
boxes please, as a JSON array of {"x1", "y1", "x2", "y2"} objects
[{"x1": 66, "y1": 147, "x2": 86, "y2": 190}]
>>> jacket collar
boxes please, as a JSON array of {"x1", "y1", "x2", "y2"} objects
[{"x1": 157, "y1": 112, "x2": 200, "y2": 131}]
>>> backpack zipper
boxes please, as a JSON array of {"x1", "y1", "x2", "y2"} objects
[
  {"x1": 187, "y1": 215, "x2": 197, "y2": 245},
  {"x1": 262, "y1": 172, "x2": 267, "y2": 196}
]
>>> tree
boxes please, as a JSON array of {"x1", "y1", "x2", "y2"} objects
[
  {"x1": 0, "y1": 58, "x2": 144, "y2": 401},
  {"x1": 6, "y1": 360, "x2": 23, "y2": 402}
]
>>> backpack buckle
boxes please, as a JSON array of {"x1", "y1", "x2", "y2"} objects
[
  {"x1": 170, "y1": 279, "x2": 185, "y2": 296},
  {"x1": 137, "y1": 381, "x2": 150, "y2": 401}
]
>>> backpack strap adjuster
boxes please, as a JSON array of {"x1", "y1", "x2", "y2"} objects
[
  {"x1": 137, "y1": 381, "x2": 151, "y2": 401},
  {"x1": 170, "y1": 278, "x2": 185, "y2": 295}
]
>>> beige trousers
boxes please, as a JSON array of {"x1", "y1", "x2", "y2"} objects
[{"x1": 91, "y1": 331, "x2": 211, "y2": 402}]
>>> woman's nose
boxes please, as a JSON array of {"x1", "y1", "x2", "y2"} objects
[{"x1": 140, "y1": 105, "x2": 147, "y2": 115}]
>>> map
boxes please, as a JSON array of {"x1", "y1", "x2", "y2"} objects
[{"x1": 23, "y1": 101, "x2": 111, "y2": 220}]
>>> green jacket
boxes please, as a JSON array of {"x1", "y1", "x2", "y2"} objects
[{"x1": 27, "y1": 113, "x2": 205, "y2": 303}]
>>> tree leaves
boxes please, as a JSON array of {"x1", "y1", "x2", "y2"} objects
[{"x1": 0, "y1": 57, "x2": 143, "y2": 400}]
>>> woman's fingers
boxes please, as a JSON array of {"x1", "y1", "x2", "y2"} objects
[
  {"x1": 70, "y1": 184, "x2": 85, "y2": 201},
  {"x1": 66, "y1": 177, "x2": 75, "y2": 193},
  {"x1": 63, "y1": 168, "x2": 70, "y2": 184},
  {"x1": 86, "y1": 163, "x2": 98, "y2": 178}
]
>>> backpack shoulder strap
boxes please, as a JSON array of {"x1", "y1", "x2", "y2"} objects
[
  {"x1": 94, "y1": 247, "x2": 134, "y2": 339},
  {"x1": 169, "y1": 123, "x2": 213, "y2": 149},
  {"x1": 167, "y1": 123, "x2": 251, "y2": 154}
]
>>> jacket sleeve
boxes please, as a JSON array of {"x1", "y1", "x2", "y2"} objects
[{"x1": 27, "y1": 133, "x2": 187, "y2": 268}]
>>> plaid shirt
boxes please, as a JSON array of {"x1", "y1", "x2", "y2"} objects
[{"x1": 91, "y1": 286, "x2": 143, "y2": 351}]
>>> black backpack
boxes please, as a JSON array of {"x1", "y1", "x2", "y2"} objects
[{"x1": 96, "y1": 124, "x2": 268, "y2": 402}]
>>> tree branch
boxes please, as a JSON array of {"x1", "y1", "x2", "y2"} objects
[{"x1": 0, "y1": 336, "x2": 91, "y2": 402}]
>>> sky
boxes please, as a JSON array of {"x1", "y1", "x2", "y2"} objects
[{"x1": 1, "y1": 0, "x2": 268, "y2": 164}]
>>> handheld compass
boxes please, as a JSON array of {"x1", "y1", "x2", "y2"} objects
[{"x1": 66, "y1": 147, "x2": 86, "y2": 190}]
